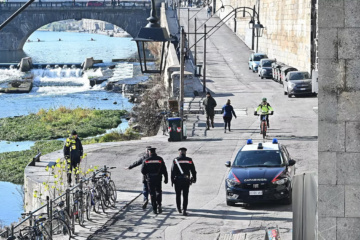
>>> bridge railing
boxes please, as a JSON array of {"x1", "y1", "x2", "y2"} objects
[{"x1": 0, "y1": 1, "x2": 151, "y2": 9}]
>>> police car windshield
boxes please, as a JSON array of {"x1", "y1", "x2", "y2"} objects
[{"x1": 233, "y1": 150, "x2": 283, "y2": 167}]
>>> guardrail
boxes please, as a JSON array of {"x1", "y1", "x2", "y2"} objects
[
  {"x1": 0, "y1": 165, "x2": 113, "y2": 239},
  {"x1": 0, "y1": 1, "x2": 151, "y2": 9}
]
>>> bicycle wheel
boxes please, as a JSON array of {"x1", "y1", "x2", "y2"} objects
[
  {"x1": 19, "y1": 226, "x2": 34, "y2": 239},
  {"x1": 108, "y1": 180, "x2": 117, "y2": 203},
  {"x1": 85, "y1": 191, "x2": 92, "y2": 221},
  {"x1": 100, "y1": 184, "x2": 111, "y2": 208},
  {"x1": 93, "y1": 187, "x2": 104, "y2": 213},
  {"x1": 40, "y1": 226, "x2": 51, "y2": 240},
  {"x1": 77, "y1": 200, "x2": 85, "y2": 226},
  {"x1": 262, "y1": 124, "x2": 267, "y2": 139},
  {"x1": 45, "y1": 218, "x2": 71, "y2": 240},
  {"x1": 71, "y1": 204, "x2": 77, "y2": 230}
]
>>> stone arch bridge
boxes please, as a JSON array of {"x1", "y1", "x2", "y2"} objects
[{"x1": 0, "y1": 1, "x2": 158, "y2": 51}]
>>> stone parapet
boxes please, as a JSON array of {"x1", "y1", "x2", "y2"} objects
[{"x1": 218, "y1": 0, "x2": 312, "y2": 72}]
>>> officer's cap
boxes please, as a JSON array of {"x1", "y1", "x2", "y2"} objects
[
  {"x1": 146, "y1": 146, "x2": 152, "y2": 150},
  {"x1": 149, "y1": 147, "x2": 157, "y2": 153},
  {"x1": 178, "y1": 147, "x2": 187, "y2": 151},
  {"x1": 71, "y1": 130, "x2": 77, "y2": 135}
]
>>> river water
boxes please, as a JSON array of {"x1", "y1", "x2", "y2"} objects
[{"x1": 0, "y1": 30, "x2": 141, "y2": 226}]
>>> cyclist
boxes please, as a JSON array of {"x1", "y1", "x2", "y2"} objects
[{"x1": 254, "y1": 98, "x2": 274, "y2": 131}]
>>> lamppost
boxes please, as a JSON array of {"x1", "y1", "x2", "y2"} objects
[
  {"x1": 133, "y1": 0, "x2": 172, "y2": 74},
  {"x1": 186, "y1": 5, "x2": 264, "y2": 94}
]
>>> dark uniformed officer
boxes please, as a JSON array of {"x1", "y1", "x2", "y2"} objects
[
  {"x1": 171, "y1": 147, "x2": 197, "y2": 216},
  {"x1": 141, "y1": 148, "x2": 168, "y2": 214},
  {"x1": 125, "y1": 146, "x2": 152, "y2": 210},
  {"x1": 63, "y1": 130, "x2": 83, "y2": 186}
]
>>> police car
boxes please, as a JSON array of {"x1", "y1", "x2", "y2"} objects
[{"x1": 225, "y1": 139, "x2": 296, "y2": 206}]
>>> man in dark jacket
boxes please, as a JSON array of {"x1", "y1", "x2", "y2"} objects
[
  {"x1": 141, "y1": 148, "x2": 168, "y2": 214},
  {"x1": 171, "y1": 147, "x2": 197, "y2": 216},
  {"x1": 63, "y1": 130, "x2": 83, "y2": 186},
  {"x1": 125, "y1": 146, "x2": 151, "y2": 209},
  {"x1": 203, "y1": 92, "x2": 217, "y2": 130}
]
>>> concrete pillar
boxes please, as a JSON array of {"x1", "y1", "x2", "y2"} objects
[
  {"x1": 82, "y1": 57, "x2": 95, "y2": 70},
  {"x1": 19, "y1": 57, "x2": 33, "y2": 72},
  {"x1": 318, "y1": 0, "x2": 360, "y2": 239}
]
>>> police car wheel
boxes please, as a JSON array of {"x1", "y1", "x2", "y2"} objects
[
  {"x1": 283, "y1": 190, "x2": 292, "y2": 205},
  {"x1": 226, "y1": 200, "x2": 236, "y2": 206}
]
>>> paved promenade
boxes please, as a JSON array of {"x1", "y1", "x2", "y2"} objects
[{"x1": 36, "y1": 6, "x2": 318, "y2": 240}]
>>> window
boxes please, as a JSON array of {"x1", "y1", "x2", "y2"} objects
[
  {"x1": 290, "y1": 72, "x2": 310, "y2": 80},
  {"x1": 233, "y1": 150, "x2": 283, "y2": 167}
]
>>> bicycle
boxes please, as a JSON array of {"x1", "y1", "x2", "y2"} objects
[
  {"x1": 17, "y1": 213, "x2": 71, "y2": 240},
  {"x1": 71, "y1": 189, "x2": 85, "y2": 226},
  {"x1": 53, "y1": 201, "x2": 74, "y2": 234},
  {"x1": 93, "y1": 166, "x2": 117, "y2": 209},
  {"x1": 259, "y1": 114, "x2": 268, "y2": 139}
]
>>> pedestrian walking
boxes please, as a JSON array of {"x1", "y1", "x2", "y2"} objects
[
  {"x1": 203, "y1": 91, "x2": 217, "y2": 130},
  {"x1": 207, "y1": 4, "x2": 212, "y2": 18},
  {"x1": 141, "y1": 148, "x2": 168, "y2": 214},
  {"x1": 221, "y1": 99, "x2": 237, "y2": 133},
  {"x1": 125, "y1": 146, "x2": 152, "y2": 209},
  {"x1": 171, "y1": 147, "x2": 196, "y2": 216},
  {"x1": 63, "y1": 130, "x2": 83, "y2": 186}
]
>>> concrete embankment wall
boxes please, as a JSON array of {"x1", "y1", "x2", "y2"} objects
[
  {"x1": 161, "y1": 3, "x2": 180, "y2": 95},
  {"x1": 217, "y1": 0, "x2": 312, "y2": 72}
]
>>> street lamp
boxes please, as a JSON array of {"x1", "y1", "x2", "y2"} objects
[
  {"x1": 254, "y1": 22, "x2": 264, "y2": 37},
  {"x1": 132, "y1": 0, "x2": 172, "y2": 74}
]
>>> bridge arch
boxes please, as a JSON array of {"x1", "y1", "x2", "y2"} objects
[{"x1": 0, "y1": 6, "x2": 150, "y2": 50}]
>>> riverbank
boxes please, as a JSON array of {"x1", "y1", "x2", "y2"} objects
[{"x1": 0, "y1": 107, "x2": 127, "y2": 141}]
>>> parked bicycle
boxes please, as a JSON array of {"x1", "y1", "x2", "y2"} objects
[
  {"x1": 53, "y1": 200, "x2": 74, "y2": 234},
  {"x1": 16, "y1": 212, "x2": 71, "y2": 240}
]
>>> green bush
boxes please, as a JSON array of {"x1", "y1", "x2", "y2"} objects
[{"x1": 0, "y1": 141, "x2": 64, "y2": 184}]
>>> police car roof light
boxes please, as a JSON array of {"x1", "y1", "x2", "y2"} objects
[
  {"x1": 258, "y1": 143, "x2": 263, "y2": 149},
  {"x1": 247, "y1": 139, "x2": 253, "y2": 144},
  {"x1": 272, "y1": 138, "x2": 278, "y2": 144}
]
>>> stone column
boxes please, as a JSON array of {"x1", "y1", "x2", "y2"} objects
[{"x1": 318, "y1": 0, "x2": 360, "y2": 239}]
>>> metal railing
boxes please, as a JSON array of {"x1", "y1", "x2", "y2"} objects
[
  {"x1": 0, "y1": 165, "x2": 112, "y2": 239},
  {"x1": 0, "y1": 1, "x2": 151, "y2": 9}
]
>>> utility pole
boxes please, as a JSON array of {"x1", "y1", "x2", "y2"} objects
[
  {"x1": 256, "y1": 0, "x2": 260, "y2": 52},
  {"x1": 252, "y1": 5, "x2": 255, "y2": 51},
  {"x1": 179, "y1": 27, "x2": 185, "y2": 135},
  {"x1": 203, "y1": 24, "x2": 207, "y2": 93},
  {"x1": 194, "y1": 18, "x2": 197, "y2": 66}
]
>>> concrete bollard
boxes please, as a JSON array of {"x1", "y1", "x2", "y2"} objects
[
  {"x1": 19, "y1": 57, "x2": 33, "y2": 72},
  {"x1": 82, "y1": 57, "x2": 95, "y2": 70}
]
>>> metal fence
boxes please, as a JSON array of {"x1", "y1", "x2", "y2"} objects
[
  {"x1": 0, "y1": 1, "x2": 151, "y2": 9},
  {"x1": 0, "y1": 166, "x2": 105, "y2": 239}
]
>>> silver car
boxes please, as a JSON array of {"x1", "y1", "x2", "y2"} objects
[{"x1": 283, "y1": 71, "x2": 313, "y2": 98}]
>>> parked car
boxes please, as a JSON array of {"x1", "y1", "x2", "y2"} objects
[
  {"x1": 61, "y1": 2, "x2": 81, "y2": 7},
  {"x1": 271, "y1": 62, "x2": 284, "y2": 82},
  {"x1": 86, "y1": 1, "x2": 104, "y2": 7},
  {"x1": 283, "y1": 71, "x2": 313, "y2": 97},
  {"x1": 258, "y1": 59, "x2": 276, "y2": 79},
  {"x1": 248, "y1": 53, "x2": 268, "y2": 73},
  {"x1": 225, "y1": 139, "x2": 296, "y2": 206},
  {"x1": 279, "y1": 66, "x2": 297, "y2": 84}
]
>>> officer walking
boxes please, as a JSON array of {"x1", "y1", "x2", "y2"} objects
[
  {"x1": 63, "y1": 130, "x2": 83, "y2": 186},
  {"x1": 125, "y1": 146, "x2": 152, "y2": 209},
  {"x1": 141, "y1": 148, "x2": 168, "y2": 214},
  {"x1": 171, "y1": 147, "x2": 197, "y2": 216}
]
